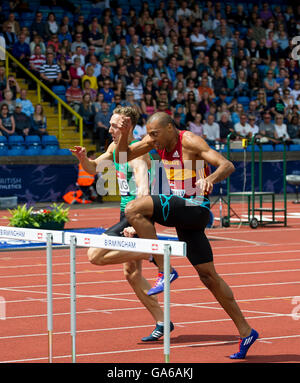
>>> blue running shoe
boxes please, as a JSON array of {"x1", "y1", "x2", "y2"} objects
[
  {"x1": 142, "y1": 322, "x2": 174, "y2": 342},
  {"x1": 147, "y1": 269, "x2": 179, "y2": 296},
  {"x1": 230, "y1": 329, "x2": 259, "y2": 359}
]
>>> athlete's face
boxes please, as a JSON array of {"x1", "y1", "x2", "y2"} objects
[
  {"x1": 109, "y1": 114, "x2": 132, "y2": 143},
  {"x1": 147, "y1": 120, "x2": 173, "y2": 150},
  {"x1": 109, "y1": 114, "x2": 122, "y2": 143}
]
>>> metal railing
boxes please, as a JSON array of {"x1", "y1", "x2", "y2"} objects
[{"x1": 1, "y1": 47, "x2": 84, "y2": 146}]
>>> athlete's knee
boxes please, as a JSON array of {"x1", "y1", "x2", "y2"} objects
[
  {"x1": 125, "y1": 201, "x2": 144, "y2": 224},
  {"x1": 87, "y1": 248, "x2": 105, "y2": 265},
  {"x1": 195, "y1": 264, "x2": 220, "y2": 289},
  {"x1": 123, "y1": 262, "x2": 140, "y2": 285}
]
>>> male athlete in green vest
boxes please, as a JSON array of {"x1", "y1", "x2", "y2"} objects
[{"x1": 71, "y1": 106, "x2": 178, "y2": 341}]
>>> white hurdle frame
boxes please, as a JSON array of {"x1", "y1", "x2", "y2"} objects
[{"x1": 0, "y1": 226, "x2": 186, "y2": 363}]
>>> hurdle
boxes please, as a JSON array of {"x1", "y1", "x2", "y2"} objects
[{"x1": 0, "y1": 226, "x2": 186, "y2": 363}]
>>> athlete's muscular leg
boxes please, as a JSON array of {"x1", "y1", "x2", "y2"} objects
[
  {"x1": 123, "y1": 260, "x2": 164, "y2": 323},
  {"x1": 87, "y1": 246, "x2": 149, "y2": 265},
  {"x1": 194, "y1": 261, "x2": 252, "y2": 338},
  {"x1": 125, "y1": 196, "x2": 166, "y2": 272}
]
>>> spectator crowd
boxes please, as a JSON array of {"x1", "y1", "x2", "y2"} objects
[{"x1": 1, "y1": 0, "x2": 300, "y2": 151}]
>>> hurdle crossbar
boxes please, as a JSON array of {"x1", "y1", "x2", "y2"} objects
[{"x1": 0, "y1": 226, "x2": 186, "y2": 363}]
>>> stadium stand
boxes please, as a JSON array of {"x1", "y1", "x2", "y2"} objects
[{"x1": 0, "y1": 0, "x2": 299, "y2": 156}]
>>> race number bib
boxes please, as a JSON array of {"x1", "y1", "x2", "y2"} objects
[{"x1": 117, "y1": 171, "x2": 130, "y2": 195}]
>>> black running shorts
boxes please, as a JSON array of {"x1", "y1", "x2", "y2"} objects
[
  {"x1": 151, "y1": 194, "x2": 213, "y2": 265},
  {"x1": 105, "y1": 211, "x2": 129, "y2": 237}
]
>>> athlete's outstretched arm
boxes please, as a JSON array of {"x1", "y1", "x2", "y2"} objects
[{"x1": 70, "y1": 143, "x2": 114, "y2": 175}]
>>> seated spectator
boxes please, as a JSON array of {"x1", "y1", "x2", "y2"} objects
[
  {"x1": 0, "y1": 104, "x2": 15, "y2": 138},
  {"x1": 3, "y1": 13, "x2": 20, "y2": 36},
  {"x1": 82, "y1": 66, "x2": 98, "y2": 91},
  {"x1": 274, "y1": 115, "x2": 293, "y2": 145},
  {"x1": 198, "y1": 92, "x2": 214, "y2": 120},
  {"x1": 12, "y1": 32, "x2": 31, "y2": 72},
  {"x1": 234, "y1": 69, "x2": 249, "y2": 97},
  {"x1": 99, "y1": 45, "x2": 117, "y2": 68},
  {"x1": 171, "y1": 91, "x2": 186, "y2": 114},
  {"x1": 287, "y1": 115, "x2": 300, "y2": 144},
  {"x1": 202, "y1": 114, "x2": 221, "y2": 146},
  {"x1": 58, "y1": 25, "x2": 73, "y2": 45},
  {"x1": 154, "y1": 36, "x2": 168, "y2": 62},
  {"x1": 268, "y1": 90, "x2": 286, "y2": 117},
  {"x1": 248, "y1": 115, "x2": 260, "y2": 138},
  {"x1": 0, "y1": 89, "x2": 16, "y2": 115},
  {"x1": 82, "y1": 79, "x2": 97, "y2": 103},
  {"x1": 234, "y1": 113, "x2": 252, "y2": 139},
  {"x1": 3, "y1": 23, "x2": 18, "y2": 52},
  {"x1": 291, "y1": 82, "x2": 300, "y2": 103},
  {"x1": 14, "y1": 103, "x2": 31, "y2": 137},
  {"x1": 93, "y1": 93, "x2": 104, "y2": 113},
  {"x1": 39, "y1": 52, "x2": 62, "y2": 101},
  {"x1": 45, "y1": 12, "x2": 59, "y2": 39},
  {"x1": 141, "y1": 93, "x2": 157, "y2": 119},
  {"x1": 126, "y1": 74, "x2": 144, "y2": 103},
  {"x1": 47, "y1": 34, "x2": 60, "y2": 54},
  {"x1": 71, "y1": 46, "x2": 86, "y2": 66},
  {"x1": 263, "y1": 70, "x2": 280, "y2": 96},
  {"x1": 15, "y1": 89, "x2": 34, "y2": 117},
  {"x1": 30, "y1": 11, "x2": 47, "y2": 40},
  {"x1": 114, "y1": 37, "x2": 130, "y2": 59},
  {"x1": 248, "y1": 71, "x2": 262, "y2": 98},
  {"x1": 69, "y1": 57, "x2": 86, "y2": 81},
  {"x1": 123, "y1": 91, "x2": 142, "y2": 115},
  {"x1": 218, "y1": 112, "x2": 235, "y2": 142},
  {"x1": 85, "y1": 55, "x2": 102, "y2": 79},
  {"x1": 247, "y1": 100, "x2": 262, "y2": 125},
  {"x1": 29, "y1": 45, "x2": 46, "y2": 80},
  {"x1": 223, "y1": 68, "x2": 237, "y2": 96},
  {"x1": 142, "y1": 36, "x2": 156, "y2": 64},
  {"x1": 99, "y1": 79, "x2": 114, "y2": 104},
  {"x1": 88, "y1": 21, "x2": 104, "y2": 54},
  {"x1": 157, "y1": 100, "x2": 172, "y2": 115},
  {"x1": 259, "y1": 112, "x2": 279, "y2": 144},
  {"x1": 281, "y1": 89, "x2": 294, "y2": 112},
  {"x1": 94, "y1": 101, "x2": 112, "y2": 151},
  {"x1": 188, "y1": 113, "x2": 203, "y2": 136},
  {"x1": 78, "y1": 93, "x2": 96, "y2": 137},
  {"x1": 30, "y1": 104, "x2": 48, "y2": 137},
  {"x1": 57, "y1": 56, "x2": 71, "y2": 88},
  {"x1": 71, "y1": 33, "x2": 88, "y2": 55},
  {"x1": 66, "y1": 78, "x2": 83, "y2": 121}
]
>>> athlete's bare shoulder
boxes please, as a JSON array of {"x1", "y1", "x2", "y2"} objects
[{"x1": 181, "y1": 130, "x2": 210, "y2": 154}]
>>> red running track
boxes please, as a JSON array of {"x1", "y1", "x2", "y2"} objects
[{"x1": 0, "y1": 201, "x2": 300, "y2": 363}]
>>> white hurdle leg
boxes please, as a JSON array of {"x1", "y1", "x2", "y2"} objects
[
  {"x1": 163, "y1": 244, "x2": 171, "y2": 363},
  {"x1": 46, "y1": 233, "x2": 53, "y2": 363},
  {"x1": 70, "y1": 235, "x2": 77, "y2": 363}
]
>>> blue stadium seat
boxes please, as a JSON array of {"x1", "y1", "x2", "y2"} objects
[
  {"x1": 40, "y1": 147, "x2": 59, "y2": 155},
  {"x1": 25, "y1": 135, "x2": 41, "y2": 146},
  {"x1": 275, "y1": 144, "x2": 285, "y2": 151},
  {"x1": 0, "y1": 136, "x2": 8, "y2": 156},
  {"x1": 57, "y1": 148, "x2": 72, "y2": 155},
  {"x1": 8, "y1": 135, "x2": 24, "y2": 147},
  {"x1": 237, "y1": 96, "x2": 250, "y2": 107},
  {"x1": 24, "y1": 135, "x2": 42, "y2": 155},
  {"x1": 261, "y1": 144, "x2": 275, "y2": 151},
  {"x1": 52, "y1": 85, "x2": 66, "y2": 96},
  {"x1": 7, "y1": 147, "x2": 25, "y2": 156},
  {"x1": 290, "y1": 144, "x2": 300, "y2": 151},
  {"x1": 41, "y1": 135, "x2": 59, "y2": 146}
]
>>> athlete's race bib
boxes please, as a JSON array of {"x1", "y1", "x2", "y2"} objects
[{"x1": 117, "y1": 171, "x2": 130, "y2": 196}]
